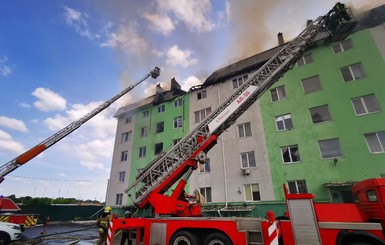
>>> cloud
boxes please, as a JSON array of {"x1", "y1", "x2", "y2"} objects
[
  {"x1": 63, "y1": 6, "x2": 94, "y2": 39},
  {"x1": 166, "y1": 45, "x2": 197, "y2": 67},
  {"x1": 101, "y1": 22, "x2": 148, "y2": 55},
  {"x1": 146, "y1": 0, "x2": 214, "y2": 34},
  {"x1": 32, "y1": 87, "x2": 67, "y2": 112},
  {"x1": 0, "y1": 129, "x2": 26, "y2": 154},
  {"x1": 0, "y1": 56, "x2": 12, "y2": 77},
  {"x1": 80, "y1": 160, "x2": 105, "y2": 171},
  {"x1": 0, "y1": 116, "x2": 28, "y2": 132},
  {"x1": 143, "y1": 13, "x2": 175, "y2": 35}
]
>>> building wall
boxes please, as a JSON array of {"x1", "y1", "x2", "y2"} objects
[
  {"x1": 106, "y1": 110, "x2": 135, "y2": 206},
  {"x1": 259, "y1": 27, "x2": 385, "y2": 201},
  {"x1": 188, "y1": 77, "x2": 275, "y2": 204}
]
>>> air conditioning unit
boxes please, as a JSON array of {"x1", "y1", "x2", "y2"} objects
[{"x1": 241, "y1": 168, "x2": 250, "y2": 175}]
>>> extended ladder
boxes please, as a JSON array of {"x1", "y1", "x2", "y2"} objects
[
  {"x1": 127, "y1": 10, "x2": 357, "y2": 208},
  {"x1": 0, "y1": 67, "x2": 160, "y2": 183}
]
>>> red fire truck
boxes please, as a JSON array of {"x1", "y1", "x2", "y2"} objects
[{"x1": 105, "y1": 4, "x2": 385, "y2": 245}]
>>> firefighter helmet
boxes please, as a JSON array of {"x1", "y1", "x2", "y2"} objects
[{"x1": 104, "y1": 206, "x2": 112, "y2": 213}]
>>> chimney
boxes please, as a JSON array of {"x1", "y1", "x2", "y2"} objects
[
  {"x1": 155, "y1": 83, "x2": 165, "y2": 94},
  {"x1": 307, "y1": 19, "x2": 313, "y2": 26},
  {"x1": 277, "y1": 32, "x2": 284, "y2": 46}
]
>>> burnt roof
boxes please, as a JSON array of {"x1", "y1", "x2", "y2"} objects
[{"x1": 202, "y1": 4, "x2": 385, "y2": 87}]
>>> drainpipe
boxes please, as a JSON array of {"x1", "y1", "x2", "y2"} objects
[{"x1": 217, "y1": 85, "x2": 229, "y2": 217}]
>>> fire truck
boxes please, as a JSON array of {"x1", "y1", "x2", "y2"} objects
[{"x1": 105, "y1": 4, "x2": 385, "y2": 245}]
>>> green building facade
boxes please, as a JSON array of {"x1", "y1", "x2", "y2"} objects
[{"x1": 259, "y1": 26, "x2": 385, "y2": 202}]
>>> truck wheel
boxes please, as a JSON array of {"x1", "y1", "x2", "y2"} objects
[
  {"x1": 0, "y1": 232, "x2": 11, "y2": 245},
  {"x1": 204, "y1": 233, "x2": 233, "y2": 245},
  {"x1": 170, "y1": 231, "x2": 199, "y2": 245}
]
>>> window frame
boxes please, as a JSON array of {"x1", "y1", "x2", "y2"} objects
[
  {"x1": 197, "y1": 90, "x2": 207, "y2": 100},
  {"x1": 232, "y1": 74, "x2": 249, "y2": 89},
  {"x1": 121, "y1": 151, "x2": 128, "y2": 162},
  {"x1": 351, "y1": 94, "x2": 380, "y2": 116},
  {"x1": 142, "y1": 110, "x2": 150, "y2": 118},
  {"x1": 309, "y1": 105, "x2": 332, "y2": 124},
  {"x1": 301, "y1": 75, "x2": 322, "y2": 94},
  {"x1": 237, "y1": 122, "x2": 252, "y2": 138},
  {"x1": 118, "y1": 171, "x2": 125, "y2": 183},
  {"x1": 244, "y1": 183, "x2": 261, "y2": 201},
  {"x1": 157, "y1": 104, "x2": 165, "y2": 113},
  {"x1": 200, "y1": 187, "x2": 212, "y2": 202},
  {"x1": 281, "y1": 145, "x2": 301, "y2": 164},
  {"x1": 275, "y1": 113, "x2": 293, "y2": 131},
  {"x1": 139, "y1": 146, "x2": 147, "y2": 158},
  {"x1": 297, "y1": 53, "x2": 313, "y2": 66},
  {"x1": 174, "y1": 99, "x2": 183, "y2": 107},
  {"x1": 318, "y1": 138, "x2": 344, "y2": 159},
  {"x1": 120, "y1": 131, "x2": 132, "y2": 143},
  {"x1": 154, "y1": 142, "x2": 163, "y2": 155},
  {"x1": 332, "y1": 39, "x2": 353, "y2": 54},
  {"x1": 340, "y1": 63, "x2": 366, "y2": 82},
  {"x1": 287, "y1": 180, "x2": 308, "y2": 194},
  {"x1": 240, "y1": 151, "x2": 256, "y2": 168},
  {"x1": 173, "y1": 116, "x2": 183, "y2": 128},
  {"x1": 115, "y1": 193, "x2": 123, "y2": 205},
  {"x1": 141, "y1": 126, "x2": 148, "y2": 137},
  {"x1": 194, "y1": 107, "x2": 212, "y2": 124},
  {"x1": 198, "y1": 158, "x2": 211, "y2": 174},
  {"x1": 156, "y1": 121, "x2": 164, "y2": 133},
  {"x1": 270, "y1": 86, "x2": 287, "y2": 102},
  {"x1": 364, "y1": 131, "x2": 385, "y2": 154}
]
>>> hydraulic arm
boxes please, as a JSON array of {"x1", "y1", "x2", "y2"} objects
[
  {"x1": 0, "y1": 67, "x2": 160, "y2": 183},
  {"x1": 125, "y1": 4, "x2": 357, "y2": 216}
]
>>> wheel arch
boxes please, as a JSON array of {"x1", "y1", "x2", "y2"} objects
[
  {"x1": 336, "y1": 230, "x2": 385, "y2": 245},
  {"x1": 169, "y1": 227, "x2": 232, "y2": 244}
]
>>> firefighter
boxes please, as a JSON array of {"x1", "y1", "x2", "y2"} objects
[
  {"x1": 96, "y1": 206, "x2": 112, "y2": 245},
  {"x1": 120, "y1": 211, "x2": 132, "y2": 245},
  {"x1": 334, "y1": 2, "x2": 351, "y2": 21}
]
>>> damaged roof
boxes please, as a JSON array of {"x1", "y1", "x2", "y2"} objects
[
  {"x1": 202, "y1": 4, "x2": 385, "y2": 88},
  {"x1": 114, "y1": 78, "x2": 186, "y2": 118}
]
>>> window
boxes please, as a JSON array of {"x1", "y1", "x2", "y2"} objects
[
  {"x1": 297, "y1": 53, "x2": 313, "y2": 66},
  {"x1": 367, "y1": 190, "x2": 378, "y2": 202},
  {"x1": 154, "y1": 142, "x2": 163, "y2": 155},
  {"x1": 158, "y1": 104, "x2": 165, "y2": 113},
  {"x1": 173, "y1": 138, "x2": 181, "y2": 145},
  {"x1": 174, "y1": 116, "x2": 183, "y2": 128},
  {"x1": 302, "y1": 75, "x2": 322, "y2": 94},
  {"x1": 118, "y1": 171, "x2": 125, "y2": 183},
  {"x1": 332, "y1": 39, "x2": 353, "y2": 54},
  {"x1": 121, "y1": 131, "x2": 132, "y2": 143},
  {"x1": 141, "y1": 126, "x2": 148, "y2": 137},
  {"x1": 281, "y1": 145, "x2": 300, "y2": 163},
  {"x1": 142, "y1": 110, "x2": 150, "y2": 117},
  {"x1": 340, "y1": 63, "x2": 365, "y2": 82},
  {"x1": 156, "y1": 121, "x2": 164, "y2": 133},
  {"x1": 194, "y1": 107, "x2": 211, "y2": 123},
  {"x1": 275, "y1": 114, "x2": 293, "y2": 131},
  {"x1": 244, "y1": 183, "x2": 261, "y2": 201},
  {"x1": 197, "y1": 90, "x2": 207, "y2": 100},
  {"x1": 232, "y1": 74, "x2": 248, "y2": 89},
  {"x1": 116, "y1": 193, "x2": 123, "y2": 205},
  {"x1": 310, "y1": 105, "x2": 332, "y2": 123},
  {"x1": 125, "y1": 116, "x2": 132, "y2": 124},
  {"x1": 198, "y1": 158, "x2": 211, "y2": 173},
  {"x1": 241, "y1": 151, "x2": 256, "y2": 168},
  {"x1": 365, "y1": 131, "x2": 385, "y2": 153},
  {"x1": 174, "y1": 99, "x2": 183, "y2": 107},
  {"x1": 238, "y1": 122, "x2": 252, "y2": 138},
  {"x1": 352, "y1": 94, "x2": 380, "y2": 115},
  {"x1": 200, "y1": 187, "x2": 212, "y2": 202},
  {"x1": 139, "y1": 146, "x2": 146, "y2": 158},
  {"x1": 270, "y1": 86, "x2": 286, "y2": 102},
  {"x1": 121, "y1": 151, "x2": 128, "y2": 161},
  {"x1": 288, "y1": 180, "x2": 308, "y2": 194},
  {"x1": 137, "y1": 168, "x2": 144, "y2": 175},
  {"x1": 318, "y1": 138, "x2": 344, "y2": 159}
]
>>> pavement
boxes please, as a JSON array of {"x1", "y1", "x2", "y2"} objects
[{"x1": 11, "y1": 221, "x2": 126, "y2": 245}]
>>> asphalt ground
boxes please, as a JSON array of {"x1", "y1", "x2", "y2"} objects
[{"x1": 11, "y1": 221, "x2": 126, "y2": 245}]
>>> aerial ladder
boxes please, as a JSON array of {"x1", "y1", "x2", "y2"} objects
[
  {"x1": 124, "y1": 4, "x2": 358, "y2": 218},
  {"x1": 0, "y1": 67, "x2": 160, "y2": 183}
]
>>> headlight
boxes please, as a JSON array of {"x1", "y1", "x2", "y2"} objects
[{"x1": 7, "y1": 224, "x2": 20, "y2": 230}]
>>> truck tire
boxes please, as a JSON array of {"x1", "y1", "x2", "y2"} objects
[
  {"x1": 203, "y1": 233, "x2": 233, "y2": 245},
  {"x1": 0, "y1": 231, "x2": 11, "y2": 245},
  {"x1": 170, "y1": 231, "x2": 199, "y2": 245}
]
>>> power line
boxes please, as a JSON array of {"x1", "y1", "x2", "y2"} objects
[{"x1": 8, "y1": 175, "x2": 108, "y2": 182}]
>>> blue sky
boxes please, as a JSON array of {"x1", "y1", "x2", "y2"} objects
[{"x1": 0, "y1": 0, "x2": 381, "y2": 202}]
